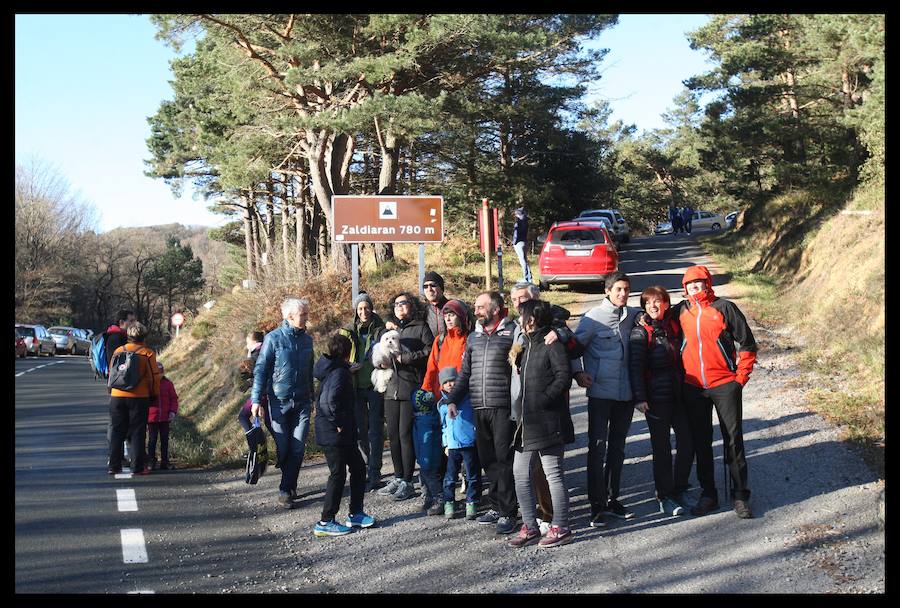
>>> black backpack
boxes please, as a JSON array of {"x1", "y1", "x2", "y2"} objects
[{"x1": 107, "y1": 348, "x2": 147, "y2": 391}]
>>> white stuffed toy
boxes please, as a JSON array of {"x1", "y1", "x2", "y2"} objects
[{"x1": 371, "y1": 330, "x2": 404, "y2": 393}]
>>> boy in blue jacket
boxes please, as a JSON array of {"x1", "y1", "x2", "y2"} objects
[
  {"x1": 437, "y1": 367, "x2": 482, "y2": 520},
  {"x1": 313, "y1": 333, "x2": 377, "y2": 537}
]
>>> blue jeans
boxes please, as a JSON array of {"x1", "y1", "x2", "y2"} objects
[
  {"x1": 513, "y1": 241, "x2": 532, "y2": 283},
  {"x1": 269, "y1": 400, "x2": 311, "y2": 494},
  {"x1": 443, "y1": 446, "x2": 482, "y2": 504},
  {"x1": 355, "y1": 388, "x2": 384, "y2": 482}
]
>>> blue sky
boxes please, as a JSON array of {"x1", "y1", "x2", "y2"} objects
[{"x1": 15, "y1": 13, "x2": 712, "y2": 232}]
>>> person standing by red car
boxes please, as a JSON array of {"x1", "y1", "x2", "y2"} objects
[{"x1": 677, "y1": 265, "x2": 758, "y2": 519}]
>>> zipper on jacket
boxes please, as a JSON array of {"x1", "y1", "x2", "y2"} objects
[
  {"x1": 696, "y1": 302, "x2": 708, "y2": 388},
  {"x1": 480, "y1": 328, "x2": 490, "y2": 409}
]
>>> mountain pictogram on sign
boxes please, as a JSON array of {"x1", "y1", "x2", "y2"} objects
[{"x1": 379, "y1": 201, "x2": 398, "y2": 220}]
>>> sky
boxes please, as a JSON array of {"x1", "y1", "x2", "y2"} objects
[{"x1": 15, "y1": 13, "x2": 712, "y2": 233}]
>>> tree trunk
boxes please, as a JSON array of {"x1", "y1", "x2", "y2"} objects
[
  {"x1": 265, "y1": 182, "x2": 276, "y2": 265},
  {"x1": 306, "y1": 129, "x2": 351, "y2": 273},
  {"x1": 374, "y1": 127, "x2": 400, "y2": 265},
  {"x1": 242, "y1": 198, "x2": 256, "y2": 282}
]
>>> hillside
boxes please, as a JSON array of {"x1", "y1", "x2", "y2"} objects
[{"x1": 701, "y1": 180, "x2": 884, "y2": 474}]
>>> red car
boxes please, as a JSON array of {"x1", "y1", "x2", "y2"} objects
[
  {"x1": 538, "y1": 220, "x2": 619, "y2": 291},
  {"x1": 15, "y1": 330, "x2": 27, "y2": 359}
]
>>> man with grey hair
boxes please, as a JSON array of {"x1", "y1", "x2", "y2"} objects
[{"x1": 252, "y1": 297, "x2": 315, "y2": 509}]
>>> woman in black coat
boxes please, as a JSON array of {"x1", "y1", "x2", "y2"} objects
[
  {"x1": 377, "y1": 292, "x2": 435, "y2": 501},
  {"x1": 508, "y1": 299, "x2": 574, "y2": 548},
  {"x1": 629, "y1": 285, "x2": 694, "y2": 517}
]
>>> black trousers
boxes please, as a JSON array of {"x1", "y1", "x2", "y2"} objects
[
  {"x1": 321, "y1": 444, "x2": 367, "y2": 522},
  {"x1": 109, "y1": 396, "x2": 150, "y2": 472},
  {"x1": 645, "y1": 398, "x2": 694, "y2": 500},
  {"x1": 474, "y1": 408, "x2": 517, "y2": 518},
  {"x1": 587, "y1": 398, "x2": 635, "y2": 515},
  {"x1": 683, "y1": 381, "x2": 750, "y2": 501},
  {"x1": 384, "y1": 399, "x2": 416, "y2": 482},
  {"x1": 147, "y1": 422, "x2": 170, "y2": 465}
]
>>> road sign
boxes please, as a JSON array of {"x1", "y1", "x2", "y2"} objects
[
  {"x1": 171, "y1": 313, "x2": 185, "y2": 327},
  {"x1": 332, "y1": 195, "x2": 444, "y2": 243}
]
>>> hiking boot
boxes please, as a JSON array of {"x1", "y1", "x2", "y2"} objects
[
  {"x1": 606, "y1": 499, "x2": 634, "y2": 520},
  {"x1": 733, "y1": 499, "x2": 754, "y2": 519},
  {"x1": 691, "y1": 495, "x2": 719, "y2": 517},
  {"x1": 427, "y1": 500, "x2": 444, "y2": 516},
  {"x1": 508, "y1": 524, "x2": 540, "y2": 548},
  {"x1": 444, "y1": 501, "x2": 456, "y2": 519},
  {"x1": 538, "y1": 525, "x2": 575, "y2": 548},
  {"x1": 465, "y1": 502, "x2": 478, "y2": 520},
  {"x1": 366, "y1": 478, "x2": 385, "y2": 493},
  {"x1": 378, "y1": 478, "x2": 402, "y2": 496},
  {"x1": 278, "y1": 491, "x2": 296, "y2": 510},
  {"x1": 589, "y1": 512, "x2": 607, "y2": 528},
  {"x1": 476, "y1": 509, "x2": 500, "y2": 525},
  {"x1": 314, "y1": 520, "x2": 352, "y2": 537},
  {"x1": 346, "y1": 512, "x2": 376, "y2": 528},
  {"x1": 660, "y1": 497, "x2": 685, "y2": 517},
  {"x1": 392, "y1": 480, "x2": 414, "y2": 501},
  {"x1": 496, "y1": 516, "x2": 516, "y2": 535}
]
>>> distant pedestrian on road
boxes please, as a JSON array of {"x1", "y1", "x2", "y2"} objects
[
  {"x1": 573, "y1": 272, "x2": 641, "y2": 528},
  {"x1": 507, "y1": 299, "x2": 574, "y2": 548},
  {"x1": 104, "y1": 310, "x2": 136, "y2": 466},
  {"x1": 676, "y1": 265, "x2": 758, "y2": 519},
  {"x1": 444, "y1": 291, "x2": 519, "y2": 535},
  {"x1": 629, "y1": 286, "x2": 693, "y2": 517},
  {"x1": 146, "y1": 361, "x2": 179, "y2": 471},
  {"x1": 107, "y1": 321, "x2": 160, "y2": 476},
  {"x1": 672, "y1": 208, "x2": 684, "y2": 234},
  {"x1": 377, "y1": 292, "x2": 434, "y2": 502},
  {"x1": 251, "y1": 298, "x2": 315, "y2": 510},
  {"x1": 512, "y1": 207, "x2": 533, "y2": 284},
  {"x1": 313, "y1": 333, "x2": 376, "y2": 537},
  {"x1": 338, "y1": 292, "x2": 387, "y2": 491},
  {"x1": 681, "y1": 205, "x2": 694, "y2": 234},
  {"x1": 437, "y1": 367, "x2": 481, "y2": 520}
]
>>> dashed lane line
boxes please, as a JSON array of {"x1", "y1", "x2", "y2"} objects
[
  {"x1": 120, "y1": 529, "x2": 148, "y2": 563},
  {"x1": 117, "y1": 489, "x2": 138, "y2": 512},
  {"x1": 15, "y1": 360, "x2": 67, "y2": 376}
]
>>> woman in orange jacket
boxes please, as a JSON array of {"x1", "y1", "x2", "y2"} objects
[{"x1": 107, "y1": 322, "x2": 160, "y2": 475}]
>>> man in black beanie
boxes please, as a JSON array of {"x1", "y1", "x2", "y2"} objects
[{"x1": 422, "y1": 270, "x2": 449, "y2": 339}]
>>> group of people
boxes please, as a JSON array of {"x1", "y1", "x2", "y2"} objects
[
  {"x1": 669, "y1": 205, "x2": 695, "y2": 234},
  {"x1": 245, "y1": 263, "x2": 758, "y2": 546},
  {"x1": 104, "y1": 310, "x2": 180, "y2": 476}
]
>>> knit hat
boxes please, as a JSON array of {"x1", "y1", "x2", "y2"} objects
[
  {"x1": 441, "y1": 299, "x2": 468, "y2": 321},
  {"x1": 438, "y1": 366, "x2": 458, "y2": 385},
  {"x1": 423, "y1": 271, "x2": 444, "y2": 290},
  {"x1": 353, "y1": 292, "x2": 374, "y2": 313}
]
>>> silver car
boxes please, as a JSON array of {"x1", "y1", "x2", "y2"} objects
[
  {"x1": 48, "y1": 326, "x2": 92, "y2": 355},
  {"x1": 690, "y1": 210, "x2": 726, "y2": 231},
  {"x1": 576, "y1": 209, "x2": 623, "y2": 243},
  {"x1": 15, "y1": 324, "x2": 56, "y2": 357}
]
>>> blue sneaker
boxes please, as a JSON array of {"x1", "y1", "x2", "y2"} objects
[
  {"x1": 314, "y1": 520, "x2": 352, "y2": 537},
  {"x1": 346, "y1": 512, "x2": 376, "y2": 528}
]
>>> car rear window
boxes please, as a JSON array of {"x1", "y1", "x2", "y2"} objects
[
  {"x1": 49, "y1": 327, "x2": 67, "y2": 335},
  {"x1": 551, "y1": 228, "x2": 607, "y2": 244},
  {"x1": 581, "y1": 211, "x2": 615, "y2": 223},
  {"x1": 17, "y1": 327, "x2": 35, "y2": 337}
]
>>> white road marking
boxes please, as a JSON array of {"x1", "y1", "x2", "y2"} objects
[
  {"x1": 120, "y1": 529, "x2": 148, "y2": 563},
  {"x1": 115, "y1": 472, "x2": 134, "y2": 479},
  {"x1": 117, "y1": 489, "x2": 138, "y2": 512},
  {"x1": 127, "y1": 590, "x2": 155, "y2": 594},
  {"x1": 15, "y1": 372, "x2": 25, "y2": 377}
]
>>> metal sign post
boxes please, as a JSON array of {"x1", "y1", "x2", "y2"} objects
[{"x1": 351, "y1": 243, "x2": 359, "y2": 304}]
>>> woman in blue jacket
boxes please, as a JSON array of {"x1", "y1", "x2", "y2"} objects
[{"x1": 313, "y1": 333, "x2": 376, "y2": 537}]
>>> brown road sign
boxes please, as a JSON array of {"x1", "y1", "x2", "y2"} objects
[{"x1": 332, "y1": 195, "x2": 444, "y2": 243}]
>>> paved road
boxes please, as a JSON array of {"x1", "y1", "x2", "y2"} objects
[{"x1": 15, "y1": 233, "x2": 885, "y2": 593}]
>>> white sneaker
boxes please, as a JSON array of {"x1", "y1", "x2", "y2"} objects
[{"x1": 536, "y1": 518, "x2": 551, "y2": 536}]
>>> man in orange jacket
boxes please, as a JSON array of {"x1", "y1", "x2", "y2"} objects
[{"x1": 678, "y1": 265, "x2": 758, "y2": 519}]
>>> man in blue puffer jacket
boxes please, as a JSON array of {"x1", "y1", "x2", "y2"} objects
[
  {"x1": 252, "y1": 297, "x2": 315, "y2": 510},
  {"x1": 437, "y1": 367, "x2": 481, "y2": 520}
]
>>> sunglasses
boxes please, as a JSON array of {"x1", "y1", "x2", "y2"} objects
[
  {"x1": 394, "y1": 301, "x2": 411, "y2": 307},
  {"x1": 422, "y1": 283, "x2": 439, "y2": 289}
]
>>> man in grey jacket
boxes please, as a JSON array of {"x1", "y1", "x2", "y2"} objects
[
  {"x1": 573, "y1": 272, "x2": 640, "y2": 527},
  {"x1": 445, "y1": 291, "x2": 518, "y2": 534}
]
